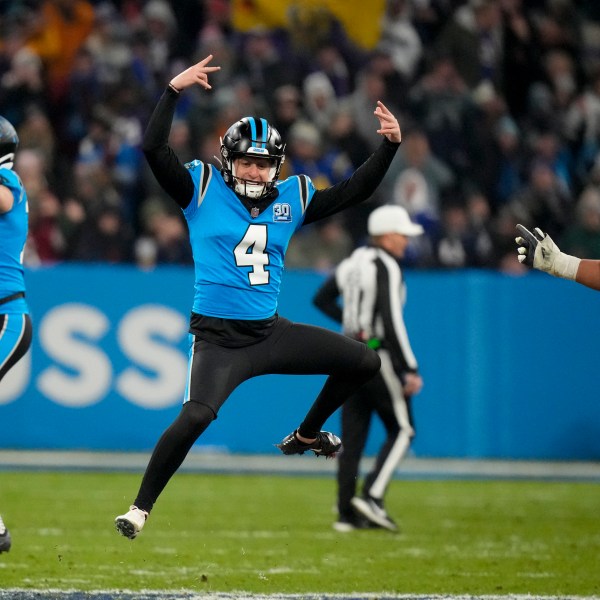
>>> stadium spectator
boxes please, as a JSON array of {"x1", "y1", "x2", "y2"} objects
[
  {"x1": 0, "y1": 47, "x2": 46, "y2": 128},
  {"x1": 407, "y1": 55, "x2": 474, "y2": 177},
  {"x1": 507, "y1": 159, "x2": 573, "y2": 239},
  {"x1": 0, "y1": 0, "x2": 597, "y2": 271},
  {"x1": 302, "y1": 71, "x2": 340, "y2": 135},
  {"x1": 384, "y1": 128, "x2": 456, "y2": 232},
  {"x1": 434, "y1": 0, "x2": 504, "y2": 90},
  {"x1": 376, "y1": 0, "x2": 423, "y2": 82},
  {"x1": 233, "y1": 27, "x2": 294, "y2": 108},
  {"x1": 270, "y1": 84, "x2": 304, "y2": 141},
  {"x1": 465, "y1": 191, "x2": 497, "y2": 268},
  {"x1": 285, "y1": 217, "x2": 354, "y2": 273},
  {"x1": 24, "y1": 0, "x2": 95, "y2": 104},
  {"x1": 560, "y1": 187, "x2": 600, "y2": 260},
  {"x1": 310, "y1": 43, "x2": 353, "y2": 98}
]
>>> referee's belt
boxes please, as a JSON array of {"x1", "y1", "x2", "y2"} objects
[{"x1": 0, "y1": 291, "x2": 25, "y2": 306}]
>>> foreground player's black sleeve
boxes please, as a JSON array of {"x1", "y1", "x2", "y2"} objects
[
  {"x1": 303, "y1": 138, "x2": 400, "y2": 225},
  {"x1": 313, "y1": 275, "x2": 343, "y2": 323},
  {"x1": 142, "y1": 86, "x2": 195, "y2": 209}
]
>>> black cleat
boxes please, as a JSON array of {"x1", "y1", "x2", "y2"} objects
[{"x1": 276, "y1": 430, "x2": 342, "y2": 458}]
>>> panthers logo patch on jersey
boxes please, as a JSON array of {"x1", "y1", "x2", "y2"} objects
[
  {"x1": 185, "y1": 159, "x2": 202, "y2": 170},
  {"x1": 273, "y1": 203, "x2": 292, "y2": 222}
]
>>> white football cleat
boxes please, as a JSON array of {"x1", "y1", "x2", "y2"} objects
[
  {"x1": 115, "y1": 505, "x2": 148, "y2": 539},
  {"x1": 351, "y1": 495, "x2": 398, "y2": 531},
  {"x1": 0, "y1": 515, "x2": 11, "y2": 553}
]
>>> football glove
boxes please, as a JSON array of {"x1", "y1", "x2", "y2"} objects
[{"x1": 515, "y1": 224, "x2": 580, "y2": 280}]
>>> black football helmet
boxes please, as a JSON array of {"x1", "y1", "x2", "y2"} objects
[
  {"x1": 0, "y1": 116, "x2": 18, "y2": 170},
  {"x1": 220, "y1": 117, "x2": 285, "y2": 199}
]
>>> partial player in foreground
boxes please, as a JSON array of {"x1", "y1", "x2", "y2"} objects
[
  {"x1": 516, "y1": 224, "x2": 600, "y2": 290},
  {"x1": 115, "y1": 55, "x2": 403, "y2": 539},
  {"x1": 314, "y1": 205, "x2": 424, "y2": 532},
  {"x1": 0, "y1": 115, "x2": 34, "y2": 555},
  {"x1": 0, "y1": 514, "x2": 11, "y2": 553}
]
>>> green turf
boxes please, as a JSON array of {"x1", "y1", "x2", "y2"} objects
[{"x1": 0, "y1": 470, "x2": 598, "y2": 596}]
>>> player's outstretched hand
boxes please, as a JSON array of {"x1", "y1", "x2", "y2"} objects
[
  {"x1": 515, "y1": 223, "x2": 580, "y2": 281},
  {"x1": 374, "y1": 101, "x2": 401, "y2": 144},
  {"x1": 169, "y1": 55, "x2": 221, "y2": 92},
  {"x1": 515, "y1": 224, "x2": 545, "y2": 268}
]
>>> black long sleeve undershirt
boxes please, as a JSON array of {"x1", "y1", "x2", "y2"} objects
[
  {"x1": 142, "y1": 86, "x2": 401, "y2": 219},
  {"x1": 142, "y1": 87, "x2": 194, "y2": 210},
  {"x1": 303, "y1": 138, "x2": 399, "y2": 225}
]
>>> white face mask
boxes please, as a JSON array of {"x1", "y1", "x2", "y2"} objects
[
  {"x1": 0, "y1": 152, "x2": 15, "y2": 170},
  {"x1": 232, "y1": 163, "x2": 277, "y2": 199}
]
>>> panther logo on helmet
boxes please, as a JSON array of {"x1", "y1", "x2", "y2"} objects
[
  {"x1": 0, "y1": 116, "x2": 19, "y2": 171},
  {"x1": 220, "y1": 117, "x2": 285, "y2": 200}
]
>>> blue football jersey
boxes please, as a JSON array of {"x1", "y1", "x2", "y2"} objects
[
  {"x1": 183, "y1": 162, "x2": 315, "y2": 319},
  {"x1": 0, "y1": 168, "x2": 28, "y2": 314}
]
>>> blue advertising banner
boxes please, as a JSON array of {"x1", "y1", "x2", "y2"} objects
[{"x1": 0, "y1": 265, "x2": 598, "y2": 459}]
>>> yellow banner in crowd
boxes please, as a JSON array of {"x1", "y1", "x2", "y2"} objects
[{"x1": 232, "y1": 0, "x2": 385, "y2": 50}]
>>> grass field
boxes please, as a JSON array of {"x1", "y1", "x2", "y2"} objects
[{"x1": 0, "y1": 470, "x2": 599, "y2": 597}]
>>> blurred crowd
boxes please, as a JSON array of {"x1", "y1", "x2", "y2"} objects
[{"x1": 2, "y1": 0, "x2": 600, "y2": 273}]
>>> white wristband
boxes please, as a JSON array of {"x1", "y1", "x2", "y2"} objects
[{"x1": 550, "y1": 252, "x2": 581, "y2": 280}]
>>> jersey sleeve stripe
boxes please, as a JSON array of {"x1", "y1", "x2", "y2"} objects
[
  {"x1": 298, "y1": 175, "x2": 309, "y2": 214},
  {"x1": 198, "y1": 163, "x2": 213, "y2": 207}
]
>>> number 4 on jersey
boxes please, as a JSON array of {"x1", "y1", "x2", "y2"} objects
[{"x1": 234, "y1": 224, "x2": 270, "y2": 285}]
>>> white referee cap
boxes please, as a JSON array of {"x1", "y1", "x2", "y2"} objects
[{"x1": 368, "y1": 205, "x2": 424, "y2": 237}]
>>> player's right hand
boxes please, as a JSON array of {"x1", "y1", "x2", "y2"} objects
[
  {"x1": 515, "y1": 224, "x2": 560, "y2": 273},
  {"x1": 169, "y1": 55, "x2": 220, "y2": 92}
]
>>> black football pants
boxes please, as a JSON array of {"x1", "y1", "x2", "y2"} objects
[
  {"x1": 134, "y1": 316, "x2": 380, "y2": 512},
  {"x1": 0, "y1": 313, "x2": 32, "y2": 382}
]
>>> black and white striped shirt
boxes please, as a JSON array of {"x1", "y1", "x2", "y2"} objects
[{"x1": 314, "y1": 245, "x2": 418, "y2": 379}]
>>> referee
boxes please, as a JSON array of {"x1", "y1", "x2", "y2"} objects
[{"x1": 313, "y1": 204, "x2": 424, "y2": 531}]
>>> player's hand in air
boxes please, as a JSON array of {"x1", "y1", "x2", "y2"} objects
[
  {"x1": 515, "y1": 224, "x2": 546, "y2": 268},
  {"x1": 169, "y1": 55, "x2": 221, "y2": 92},
  {"x1": 374, "y1": 101, "x2": 401, "y2": 144},
  {"x1": 515, "y1": 224, "x2": 579, "y2": 280}
]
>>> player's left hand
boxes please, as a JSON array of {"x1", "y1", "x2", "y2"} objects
[{"x1": 374, "y1": 101, "x2": 401, "y2": 144}]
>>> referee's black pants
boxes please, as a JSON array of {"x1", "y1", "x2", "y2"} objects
[{"x1": 337, "y1": 349, "x2": 414, "y2": 519}]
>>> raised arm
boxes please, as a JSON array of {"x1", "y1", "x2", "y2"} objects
[
  {"x1": 304, "y1": 101, "x2": 401, "y2": 225},
  {"x1": 142, "y1": 55, "x2": 220, "y2": 209}
]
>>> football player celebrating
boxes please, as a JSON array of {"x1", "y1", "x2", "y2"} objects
[
  {"x1": 0, "y1": 115, "x2": 34, "y2": 554},
  {"x1": 515, "y1": 224, "x2": 600, "y2": 291},
  {"x1": 115, "y1": 55, "x2": 403, "y2": 539}
]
